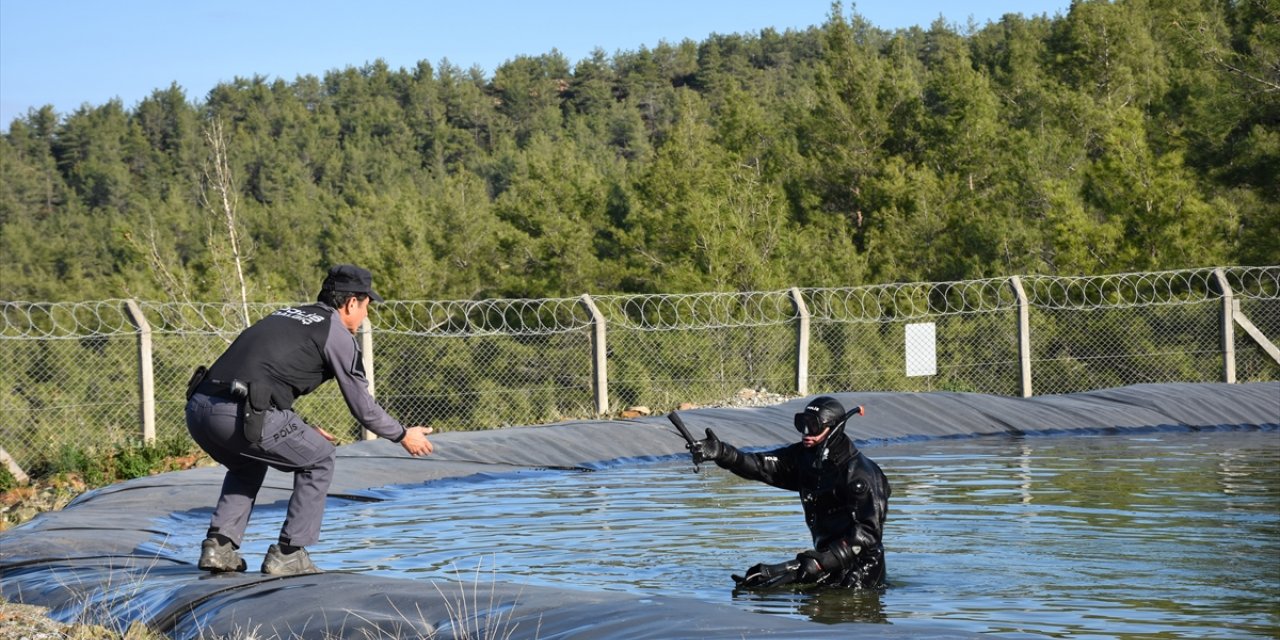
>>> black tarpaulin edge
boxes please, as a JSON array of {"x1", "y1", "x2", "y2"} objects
[{"x1": 2, "y1": 382, "x2": 1277, "y2": 639}]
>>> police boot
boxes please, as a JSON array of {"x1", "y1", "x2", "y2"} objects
[
  {"x1": 198, "y1": 537, "x2": 246, "y2": 573},
  {"x1": 261, "y1": 544, "x2": 321, "y2": 576}
]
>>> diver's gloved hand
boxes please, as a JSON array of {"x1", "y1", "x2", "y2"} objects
[
  {"x1": 689, "y1": 428, "x2": 724, "y2": 465},
  {"x1": 732, "y1": 559, "x2": 801, "y2": 589},
  {"x1": 796, "y1": 549, "x2": 837, "y2": 583},
  {"x1": 795, "y1": 540, "x2": 857, "y2": 584}
]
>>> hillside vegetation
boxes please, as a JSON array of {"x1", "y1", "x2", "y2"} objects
[{"x1": 2, "y1": 1, "x2": 1276, "y2": 303}]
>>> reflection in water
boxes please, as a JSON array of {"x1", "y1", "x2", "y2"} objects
[
  {"x1": 732, "y1": 584, "x2": 889, "y2": 625},
  {"x1": 159, "y1": 429, "x2": 1279, "y2": 639}
]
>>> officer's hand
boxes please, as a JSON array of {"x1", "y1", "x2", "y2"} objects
[
  {"x1": 401, "y1": 426, "x2": 434, "y2": 456},
  {"x1": 312, "y1": 425, "x2": 338, "y2": 443},
  {"x1": 689, "y1": 428, "x2": 723, "y2": 465},
  {"x1": 732, "y1": 560, "x2": 801, "y2": 589}
]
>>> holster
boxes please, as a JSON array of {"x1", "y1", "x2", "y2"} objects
[
  {"x1": 243, "y1": 408, "x2": 266, "y2": 444},
  {"x1": 189, "y1": 367, "x2": 268, "y2": 444},
  {"x1": 243, "y1": 383, "x2": 273, "y2": 444},
  {"x1": 185, "y1": 366, "x2": 209, "y2": 400}
]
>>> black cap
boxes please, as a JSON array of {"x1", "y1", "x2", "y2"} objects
[{"x1": 321, "y1": 264, "x2": 384, "y2": 302}]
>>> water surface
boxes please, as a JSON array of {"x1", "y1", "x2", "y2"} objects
[{"x1": 165, "y1": 429, "x2": 1280, "y2": 638}]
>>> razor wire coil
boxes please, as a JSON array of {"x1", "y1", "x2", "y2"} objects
[{"x1": 1, "y1": 266, "x2": 1275, "y2": 337}]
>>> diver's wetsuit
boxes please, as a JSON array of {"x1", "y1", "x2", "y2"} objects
[{"x1": 714, "y1": 432, "x2": 891, "y2": 588}]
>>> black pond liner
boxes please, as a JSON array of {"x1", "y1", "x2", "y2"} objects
[{"x1": 2, "y1": 382, "x2": 1277, "y2": 639}]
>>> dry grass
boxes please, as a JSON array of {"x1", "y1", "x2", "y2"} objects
[{"x1": 0, "y1": 598, "x2": 162, "y2": 640}]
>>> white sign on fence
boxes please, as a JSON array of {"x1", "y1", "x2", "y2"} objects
[{"x1": 905, "y1": 322, "x2": 937, "y2": 377}]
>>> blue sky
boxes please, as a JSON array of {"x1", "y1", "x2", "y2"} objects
[{"x1": 0, "y1": 1, "x2": 1069, "y2": 127}]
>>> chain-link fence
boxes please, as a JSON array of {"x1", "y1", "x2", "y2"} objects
[{"x1": 2, "y1": 266, "x2": 1277, "y2": 472}]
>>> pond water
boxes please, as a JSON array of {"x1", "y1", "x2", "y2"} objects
[{"x1": 165, "y1": 429, "x2": 1280, "y2": 639}]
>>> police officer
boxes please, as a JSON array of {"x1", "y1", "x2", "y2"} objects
[
  {"x1": 185, "y1": 264, "x2": 434, "y2": 575},
  {"x1": 689, "y1": 396, "x2": 890, "y2": 589}
]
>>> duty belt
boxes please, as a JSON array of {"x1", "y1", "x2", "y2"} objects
[
  {"x1": 195, "y1": 379, "x2": 247, "y2": 401},
  {"x1": 194, "y1": 377, "x2": 268, "y2": 443}
]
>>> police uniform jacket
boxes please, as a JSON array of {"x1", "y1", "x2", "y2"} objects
[{"x1": 202, "y1": 302, "x2": 407, "y2": 441}]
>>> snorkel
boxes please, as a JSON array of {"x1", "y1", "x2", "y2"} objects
[{"x1": 820, "y1": 404, "x2": 865, "y2": 461}]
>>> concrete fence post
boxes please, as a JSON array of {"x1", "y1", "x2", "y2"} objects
[
  {"x1": 123, "y1": 299, "x2": 156, "y2": 443},
  {"x1": 1213, "y1": 268, "x2": 1237, "y2": 383},
  {"x1": 790, "y1": 288, "x2": 810, "y2": 396},
  {"x1": 1009, "y1": 277, "x2": 1033, "y2": 398},
  {"x1": 361, "y1": 317, "x2": 378, "y2": 440},
  {"x1": 580, "y1": 294, "x2": 609, "y2": 416}
]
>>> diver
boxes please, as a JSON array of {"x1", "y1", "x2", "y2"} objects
[{"x1": 688, "y1": 396, "x2": 890, "y2": 589}]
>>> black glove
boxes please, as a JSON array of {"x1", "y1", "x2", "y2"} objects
[
  {"x1": 688, "y1": 428, "x2": 724, "y2": 465},
  {"x1": 796, "y1": 549, "x2": 835, "y2": 583},
  {"x1": 732, "y1": 559, "x2": 801, "y2": 589},
  {"x1": 795, "y1": 540, "x2": 857, "y2": 584}
]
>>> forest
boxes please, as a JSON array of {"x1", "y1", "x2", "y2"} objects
[{"x1": 1, "y1": 0, "x2": 1276, "y2": 304}]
